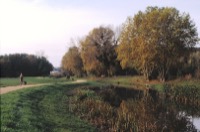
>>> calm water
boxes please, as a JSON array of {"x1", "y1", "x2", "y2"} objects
[
  {"x1": 102, "y1": 86, "x2": 200, "y2": 131},
  {"x1": 191, "y1": 117, "x2": 200, "y2": 130},
  {"x1": 137, "y1": 100, "x2": 200, "y2": 131}
]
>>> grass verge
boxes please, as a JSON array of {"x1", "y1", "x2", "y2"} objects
[
  {"x1": 1, "y1": 83, "x2": 96, "y2": 132},
  {"x1": 94, "y1": 76, "x2": 200, "y2": 92},
  {"x1": 0, "y1": 77, "x2": 70, "y2": 88}
]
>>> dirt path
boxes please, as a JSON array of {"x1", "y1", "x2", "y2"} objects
[
  {"x1": 0, "y1": 84, "x2": 49, "y2": 95},
  {"x1": 72, "y1": 79, "x2": 87, "y2": 83},
  {"x1": 0, "y1": 79, "x2": 87, "y2": 95}
]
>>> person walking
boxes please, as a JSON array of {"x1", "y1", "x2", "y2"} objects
[{"x1": 20, "y1": 73, "x2": 23, "y2": 85}]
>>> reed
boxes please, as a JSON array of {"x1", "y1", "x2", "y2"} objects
[{"x1": 164, "y1": 84, "x2": 200, "y2": 106}]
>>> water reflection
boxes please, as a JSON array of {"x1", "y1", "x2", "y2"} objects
[
  {"x1": 71, "y1": 86, "x2": 200, "y2": 131},
  {"x1": 120, "y1": 99, "x2": 200, "y2": 131},
  {"x1": 100, "y1": 86, "x2": 200, "y2": 131},
  {"x1": 192, "y1": 118, "x2": 200, "y2": 130},
  {"x1": 153, "y1": 103, "x2": 199, "y2": 132},
  {"x1": 164, "y1": 101, "x2": 200, "y2": 131}
]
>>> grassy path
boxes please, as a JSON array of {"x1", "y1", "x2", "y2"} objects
[
  {"x1": 0, "y1": 79, "x2": 87, "y2": 95},
  {"x1": 0, "y1": 84, "x2": 50, "y2": 95},
  {"x1": 0, "y1": 77, "x2": 68, "y2": 88},
  {"x1": 1, "y1": 83, "x2": 96, "y2": 132}
]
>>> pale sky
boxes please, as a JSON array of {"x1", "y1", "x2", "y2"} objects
[{"x1": 0, "y1": 0, "x2": 200, "y2": 67}]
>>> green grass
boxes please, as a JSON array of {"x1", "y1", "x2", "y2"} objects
[
  {"x1": 1, "y1": 83, "x2": 96, "y2": 132},
  {"x1": 153, "y1": 79, "x2": 200, "y2": 92},
  {"x1": 96, "y1": 76, "x2": 143, "y2": 85},
  {"x1": 1, "y1": 76, "x2": 199, "y2": 131},
  {"x1": 94, "y1": 76, "x2": 200, "y2": 92},
  {"x1": 170, "y1": 79, "x2": 200, "y2": 87},
  {"x1": 94, "y1": 76, "x2": 148, "y2": 89},
  {"x1": 151, "y1": 84, "x2": 164, "y2": 92},
  {"x1": 0, "y1": 77, "x2": 70, "y2": 88}
]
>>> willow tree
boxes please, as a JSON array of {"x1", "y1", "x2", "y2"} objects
[
  {"x1": 62, "y1": 46, "x2": 83, "y2": 77},
  {"x1": 117, "y1": 7, "x2": 199, "y2": 81}
]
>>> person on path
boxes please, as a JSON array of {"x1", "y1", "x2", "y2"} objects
[{"x1": 20, "y1": 73, "x2": 23, "y2": 85}]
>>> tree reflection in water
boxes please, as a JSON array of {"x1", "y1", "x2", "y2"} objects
[
  {"x1": 69, "y1": 86, "x2": 200, "y2": 131},
  {"x1": 107, "y1": 86, "x2": 200, "y2": 131},
  {"x1": 153, "y1": 102, "x2": 198, "y2": 132}
]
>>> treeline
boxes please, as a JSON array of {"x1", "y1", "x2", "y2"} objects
[
  {"x1": 62, "y1": 6, "x2": 199, "y2": 81},
  {"x1": 0, "y1": 53, "x2": 53, "y2": 77},
  {"x1": 62, "y1": 27, "x2": 133, "y2": 77}
]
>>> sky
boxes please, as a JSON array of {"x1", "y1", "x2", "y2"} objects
[{"x1": 0, "y1": 0, "x2": 200, "y2": 67}]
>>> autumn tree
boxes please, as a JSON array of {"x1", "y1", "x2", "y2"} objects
[
  {"x1": 188, "y1": 49, "x2": 200, "y2": 78},
  {"x1": 80, "y1": 26, "x2": 120, "y2": 76},
  {"x1": 62, "y1": 46, "x2": 83, "y2": 77},
  {"x1": 152, "y1": 7, "x2": 198, "y2": 81},
  {"x1": 117, "y1": 6, "x2": 199, "y2": 81},
  {"x1": 116, "y1": 12, "x2": 158, "y2": 81}
]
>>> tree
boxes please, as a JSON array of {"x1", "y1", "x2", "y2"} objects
[
  {"x1": 37, "y1": 56, "x2": 54, "y2": 76},
  {"x1": 116, "y1": 13, "x2": 157, "y2": 81},
  {"x1": 188, "y1": 49, "x2": 200, "y2": 78},
  {"x1": 0, "y1": 54, "x2": 53, "y2": 77},
  {"x1": 152, "y1": 7, "x2": 198, "y2": 81},
  {"x1": 62, "y1": 46, "x2": 83, "y2": 77},
  {"x1": 117, "y1": 6, "x2": 199, "y2": 81},
  {"x1": 80, "y1": 26, "x2": 119, "y2": 76}
]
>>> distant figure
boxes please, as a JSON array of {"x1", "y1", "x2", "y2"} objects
[{"x1": 20, "y1": 73, "x2": 23, "y2": 85}]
